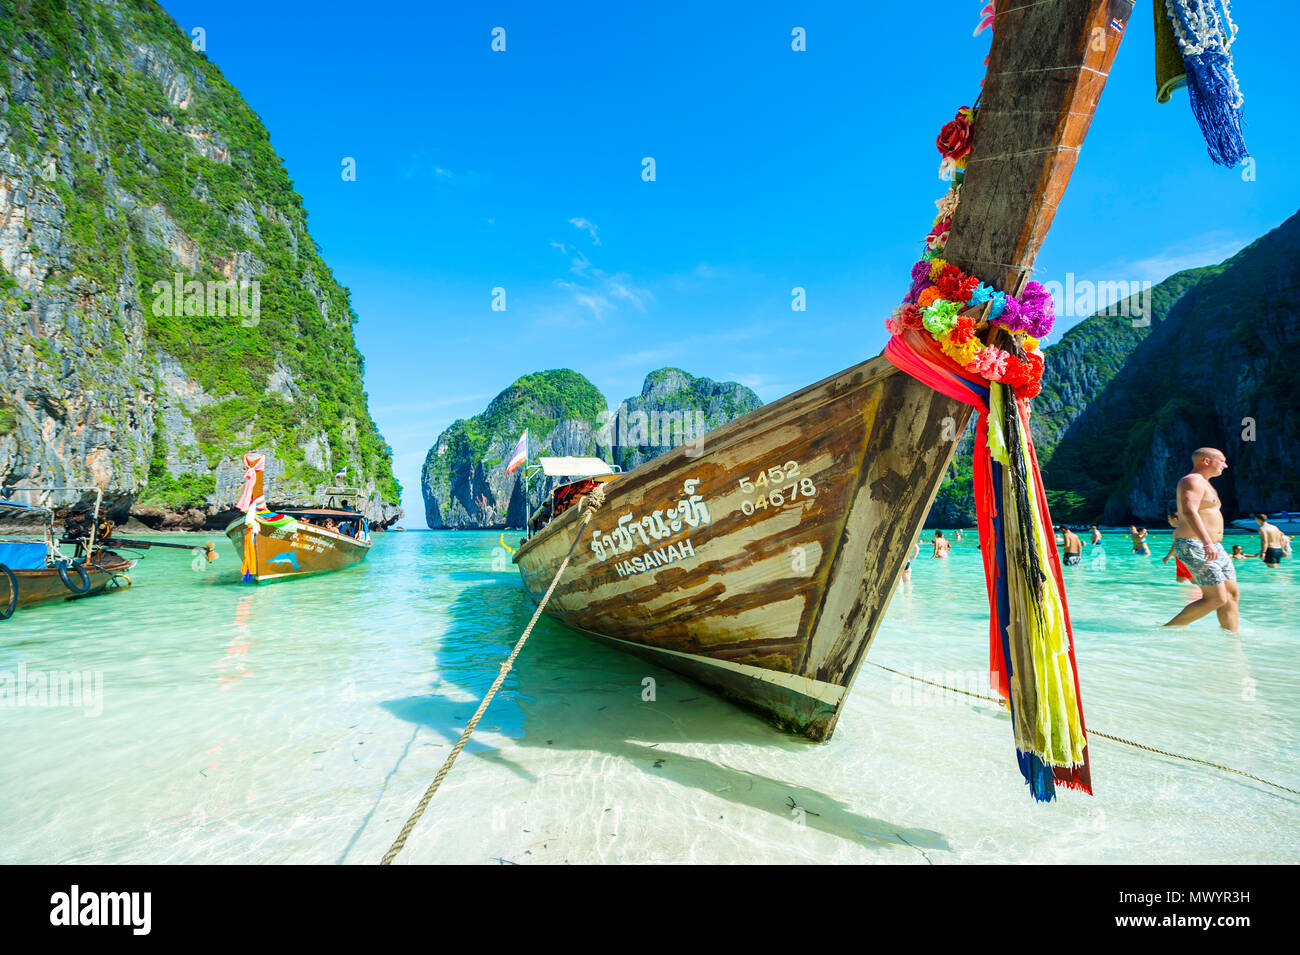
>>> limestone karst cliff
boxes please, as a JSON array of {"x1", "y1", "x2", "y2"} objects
[
  {"x1": 422, "y1": 368, "x2": 762, "y2": 529},
  {"x1": 608, "y1": 367, "x2": 763, "y2": 473},
  {"x1": 1045, "y1": 210, "x2": 1300, "y2": 523},
  {"x1": 0, "y1": 0, "x2": 400, "y2": 527},
  {"x1": 926, "y1": 210, "x2": 1300, "y2": 526}
]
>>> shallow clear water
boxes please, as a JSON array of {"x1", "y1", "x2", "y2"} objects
[{"x1": 1, "y1": 530, "x2": 1295, "y2": 864}]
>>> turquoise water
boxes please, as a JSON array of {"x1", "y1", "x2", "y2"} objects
[{"x1": 0, "y1": 530, "x2": 1295, "y2": 864}]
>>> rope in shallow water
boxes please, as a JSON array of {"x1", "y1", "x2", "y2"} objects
[
  {"x1": 380, "y1": 486, "x2": 607, "y2": 865},
  {"x1": 868, "y1": 661, "x2": 1300, "y2": 797}
]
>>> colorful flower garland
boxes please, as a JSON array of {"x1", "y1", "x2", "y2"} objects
[{"x1": 885, "y1": 93, "x2": 1054, "y2": 400}]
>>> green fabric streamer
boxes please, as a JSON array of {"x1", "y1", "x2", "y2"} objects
[
  {"x1": 1155, "y1": 0, "x2": 1187, "y2": 103},
  {"x1": 987, "y1": 382, "x2": 1010, "y2": 467}
]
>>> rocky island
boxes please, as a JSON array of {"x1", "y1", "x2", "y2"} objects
[
  {"x1": 422, "y1": 368, "x2": 762, "y2": 529},
  {"x1": 0, "y1": 0, "x2": 401, "y2": 528}
]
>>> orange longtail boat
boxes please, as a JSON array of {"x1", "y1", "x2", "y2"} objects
[{"x1": 224, "y1": 453, "x2": 372, "y2": 583}]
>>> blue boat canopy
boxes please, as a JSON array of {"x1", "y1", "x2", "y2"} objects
[{"x1": 0, "y1": 540, "x2": 49, "y2": 570}]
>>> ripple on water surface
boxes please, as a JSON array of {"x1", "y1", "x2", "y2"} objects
[{"x1": 0, "y1": 531, "x2": 1295, "y2": 863}]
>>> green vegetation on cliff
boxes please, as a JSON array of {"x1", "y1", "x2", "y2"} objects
[
  {"x1": 1043, "y1": 218, "x2": 1300, "y2": 522},
  {"x1": 639, "y1": 367, "x2": 758, "y2": 422},
  {"x1": 139, "y1": 406, "x2": 216, "y2": 509},
  {"x1": 425, "y1": 369, "x2": 606, "y2": 492},
  {"x1": 0, "y1": 0, "x2": 398, "y2": 506},
  {"x1": 609, "y1": 367, "x2": 762, "y2": 472},
  {"x1": 1032, "y1": 265, "x2": 1221, "y2": 459}
]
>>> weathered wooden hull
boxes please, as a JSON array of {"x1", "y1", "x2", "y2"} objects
[
  {"x1": 224, "y1": 517, "x2": 370, "y2": 582},
  {"x1": 515, "y1": 0, "x2": 1133, "y2": 741},
  {"x1": 7, "y1": 553, "x2": 134, "y2": 610},
  {"x1": 515, "y1": 357, "x2": 968, "y2": 740}
]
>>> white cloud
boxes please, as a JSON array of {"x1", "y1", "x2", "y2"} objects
[
  {"x1": 1113, "y1": 234, "x2": 1250, "y2": 286},
  {"x1": 568, "y1": 217, "x2": 601, "y2": 245},
  {"x1": 401, "y1": 149, "x2": 472, "y2": 183},
  {"x1": 606, "y1": 274, "x2": 649, "y2": 311},
  {"x1": 544, "y1": 223, "x2": 649, "y2": 322}
]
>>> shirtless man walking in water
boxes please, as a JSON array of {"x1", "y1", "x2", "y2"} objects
[{"x1": 1164, "y1": 448, "x2": 1239, "y2": 632}]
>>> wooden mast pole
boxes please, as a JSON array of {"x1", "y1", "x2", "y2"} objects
[{"x1": 942, "y1": 0, "x2": 1136, "y2": 291}]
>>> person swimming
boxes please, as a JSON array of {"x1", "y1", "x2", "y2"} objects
[
  {"x1": 1129, "y1": 525, "x2": 1150, "y2": 555},
  {"x1": 931, "y1": 530, "x2": 950, "y2": 559},
  {"x1": 1231, "y1": 544, "x2": 1247, "y2": 560},
  {"x1": 1090, "y1": 525, "x2": 1102, "y2": 545},
  {"x1": 901, "y1": 538, "x2": 920, "y2": 584},
  {"x1": 1254, "y1": 513, "x2": 1288, "y2": 567},
  {"x1": 1057, "y1": 525, "x2": 1083, "y2": 566}
]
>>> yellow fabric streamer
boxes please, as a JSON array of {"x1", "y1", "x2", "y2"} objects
[
  {"x1": 993, "y1": 383, "x2": 1087, "y2": 771},
  {"x1": 987, "y1": 384, "x2": 1009, "y2": 467},
  {"x1": 1010, "y1": 406, "x2": 1088, "y2": 768}
]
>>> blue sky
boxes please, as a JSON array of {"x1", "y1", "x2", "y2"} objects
[{"x1": 158, "y1": 1, "x2": 1291, "y2": 520}]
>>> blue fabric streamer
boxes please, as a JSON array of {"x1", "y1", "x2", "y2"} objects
[
  {"x1": 1164, "y1": 0, "x2": 1249, "y2": 166},
  {"x1": 1183, "y1": 50, "x2": 1249, "y2": 166},
  {"x1": 988, "y1": 291, "x2": 1006, "y2": 322}
]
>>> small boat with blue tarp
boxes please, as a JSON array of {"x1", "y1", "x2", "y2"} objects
[{"x1": 0, "y1": 489, "x2": 135, "y2": 618}]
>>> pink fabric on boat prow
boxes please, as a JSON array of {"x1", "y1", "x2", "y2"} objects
[
  {"x1": 884, "y1": 333, "x2": 1008, "y2": 696},
  {"x1": 236, "y1": 453, "x2": 266, "y2": 512}
]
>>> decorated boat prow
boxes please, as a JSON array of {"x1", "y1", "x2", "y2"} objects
[
  {"x1": 224, "y1": 452, "x2": 372, "y2": 583},
  {"x1": 512, "y1": 1, "x2": 1159, "y2": 801}
]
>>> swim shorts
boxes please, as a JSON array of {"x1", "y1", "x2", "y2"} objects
[
  {"x1": 1064, "y1": 553, "x2": 1081, "y2": 566},
  {"x1": 1173, "y1": 538, "x2": 1236, "y2": 587},
  {"x1": 1264, "y1": 547, "x2": 1285, "y2": 565}
]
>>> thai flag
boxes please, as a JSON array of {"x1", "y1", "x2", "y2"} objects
[
  {"x1": 505, "y1": 430, "x2": 528, "y2": 474},
  {"x1": 334, "y1": 467, "x2": 347, "y2": 481}
]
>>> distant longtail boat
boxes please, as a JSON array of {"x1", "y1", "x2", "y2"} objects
[{"x1": 225, "y1": 452, "x2": 371, "y2": 583}]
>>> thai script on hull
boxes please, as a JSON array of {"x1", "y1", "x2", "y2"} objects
[{"x1": 590, "y1": 479, "x2": 711, "y2": 562}]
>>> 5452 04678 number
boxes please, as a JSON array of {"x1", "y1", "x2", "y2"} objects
[{"x1": 738, "y1": 461, "x2": 816, "y2": 516}]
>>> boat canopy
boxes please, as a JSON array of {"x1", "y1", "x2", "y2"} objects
[
  {"x1": 0, "y1": 540, "x2": 49, "y2": 570},
  {"x1": 537, "y1": 456, "x2": 616, "y2": 477},
  {"x1": 280, "y1": 508, "x2": 365, "y2": 519},
  {"x1": 0, "y1": 499, "x2": 52, "y2": 517},
  {"x1": 0, "y1": 498, "x2": 54, "y2": 532}
]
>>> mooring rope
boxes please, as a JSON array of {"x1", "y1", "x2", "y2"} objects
[
  {"x1": 380, "y1": 485, "x2": 608, "y2": 864},
  {"x1": 869, "y1": 661, "x2": 1300, "y2": 797}
]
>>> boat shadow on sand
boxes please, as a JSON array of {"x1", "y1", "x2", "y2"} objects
[{"x1": 375, "y1": 573, "x2": 948, "y2": 858}]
